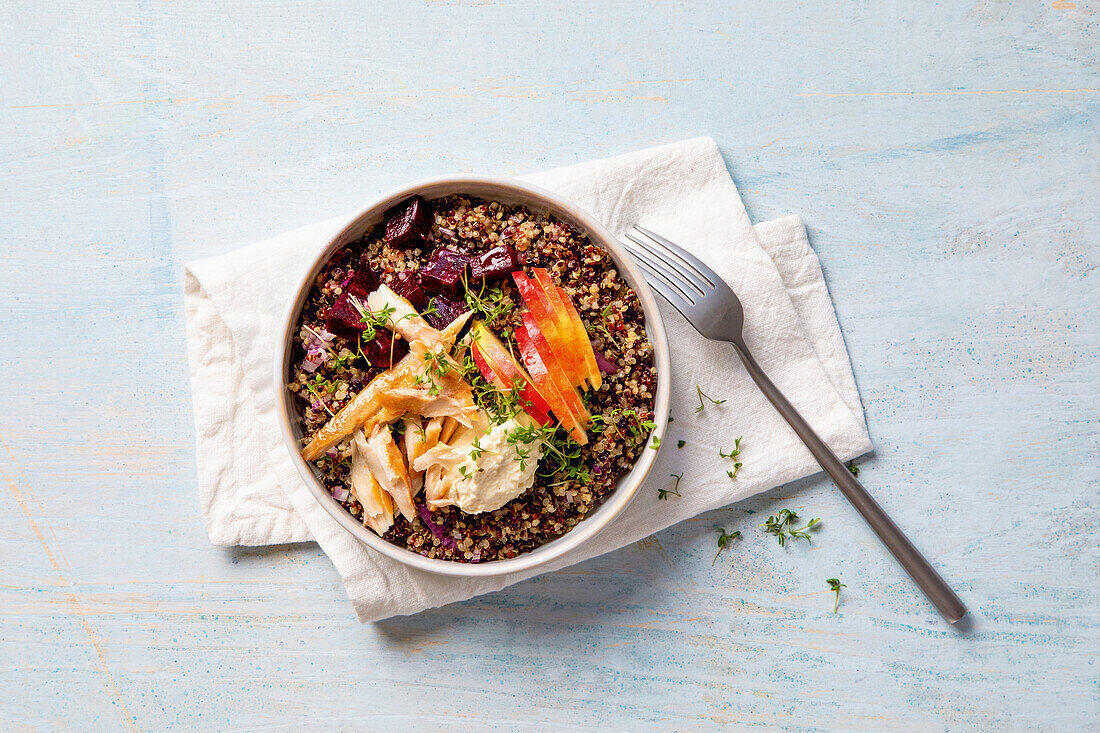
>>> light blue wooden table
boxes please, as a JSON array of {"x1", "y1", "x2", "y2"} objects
[{"x1": 2, "y1": 2, "x2": 1097, "y2": 730}]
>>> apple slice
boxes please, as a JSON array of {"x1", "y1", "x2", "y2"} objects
[
  {"x1": 559, "y1": 285, "x2": 602, "y2": 389},
  {"x1": 468, "y1": 321, "x2": 554, "y2": 426},
  {"x1": 512, "y1": 271, "x2": 586, "y2": 387},
  {"x1": 516, "y1": 313, "x2": 589, "y2": 444},
  {"x1": 469, "y1": 339, "x2": 553, "y2": 427},
  {"x1": 518, "y1": 313, "x2": 589, "y2": 422},
  {"x1": 531, "y1": 269, "x2": 602, "y2": 390}
]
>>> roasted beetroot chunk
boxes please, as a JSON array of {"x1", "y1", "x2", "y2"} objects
[
  {"x1": 325, "y1": 293, "x2": 407, "y2": 366},
  {"x1": 326, "y1": 292, "x2": 370, "y2": 338},
  {"x1": 470, "y1": 245, "x2": 522, "y2": 281},
  {"x1": 345, "y1": 257, "x2": 381, "y2": 298},
  {"x1": 361, "y1": 330, "x2": 408, "y2": 368},
  {"x1": 419, "y1": 247, "x2": 471, "y2": 298},
  {"x1": 426, "y1": 295, "x2": 469, "y2": 330},
  {"x1": 391, "y1": 270, "x2": 429, "y2": 312},
  {"x1": 384, "y1": 195, "x2": 433, "y2": 251}
]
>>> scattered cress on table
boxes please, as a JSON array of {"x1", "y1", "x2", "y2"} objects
[
  {"x1": 760, "y1": 509, "x2": 821, "y2": 547},
  {"x1": 658, "y1": 472, "x2": 683, "y2": 500},
  {"x1": 826, "y1": 577, "x2": 847, "y2": 613},
  {"x1": 713, "y1": 527, "x2": 741, "y2": 564}
]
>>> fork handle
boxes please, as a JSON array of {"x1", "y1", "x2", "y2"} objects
[{"x1": 729, "y1": 340, "x2": 968, "y2": 624}]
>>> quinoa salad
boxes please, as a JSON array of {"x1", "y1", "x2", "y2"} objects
[{"x1": 287, "y1": 194, "x2": 657, "y2": 563}]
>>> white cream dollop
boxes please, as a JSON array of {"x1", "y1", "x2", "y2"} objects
[{"x1": 452, "y1": 415, "x2": 544, "y2": 514}]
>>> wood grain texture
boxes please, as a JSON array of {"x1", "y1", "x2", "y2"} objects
[{"x1": 1, "y1": 0, "x2": 1097, "y2": 730}]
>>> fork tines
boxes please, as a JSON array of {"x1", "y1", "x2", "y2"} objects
[{"x1": 623, "y1": 225, "x2": 715, "y2": 306}]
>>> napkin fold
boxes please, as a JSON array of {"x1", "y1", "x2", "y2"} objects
[{"x1": 184, "y1": 138, "x2": 872, "y2": 622}]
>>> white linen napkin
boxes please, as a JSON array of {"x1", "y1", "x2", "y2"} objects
[{"x1": 184, "y1": 137, "x2": 872, "y2": 622}]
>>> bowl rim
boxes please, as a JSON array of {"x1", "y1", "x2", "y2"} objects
[{"x1": 273, "y1": 175, "x2": 671, "y2": 577}]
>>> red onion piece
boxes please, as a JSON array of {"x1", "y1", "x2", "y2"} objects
[
  {"x1": 332, "y1": 486, "x2": 349, "y2": 502},
  {"x1": 304, "y1": 327, "x2": 335, "y2": 352},
  {"x1": 302, "y1": 327, "x2": 335, "y2": 372},
  {"x1": 418, "y1": 504, "x2": 459, "y2": 550},
  {"x1": 302, "y1": 350, "x2": 327, "y2": 373},
  {"x1": 594, "y1": 351, "x2": 619, "y2": 375}
]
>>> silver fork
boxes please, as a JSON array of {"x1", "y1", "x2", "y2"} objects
[{"x1": 623, "y1": 225, "x2": 967, "y2": 624}]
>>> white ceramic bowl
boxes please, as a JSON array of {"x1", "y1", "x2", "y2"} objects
[{"x1": 274, "y1": 176, "x2": 671, "y2": 576}]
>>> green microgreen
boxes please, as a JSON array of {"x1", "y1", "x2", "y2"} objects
[
  {"x1": 414, "y1": 348, "x2": 454, "y2": 396},
  {"x1": 720, "y1": 436, "x2": 743, "y2": 478},
  {"x1": 463, "y1": 276, "x2": 515, "y2": 325},
  {"x1": 846, "y1": 461, "x2": 859, "y2": 477},
  {"x1": 511, "y1": 443, "x2": 532, "y2": 471},
  {"x1": 658, "y1": 472, "x2": 683, "y2": 500},
  {"x1": 695, "y1": 385, "x2": 727, "y2": 413},
  {"x1": 330, "y1": 347, "x2": 359, "y2": 370},
  {"x1": 826, "y1": 577, "x2": 846, "y2": 612},
  {"x1": 468, "y1": 360, "x2": 532, "y2": 425},
  {"x1": 713, "y1": 528, "x2": 742, "y2": 564},
  {"x1": 347, "y1": 294, "x2": 395, "y2": 342},
  {"x1": 420, "y1": 296, "x2": 440, "y2": 321},
  {"x1": 303, "y1": 380, "x2": 335, "y2": 417},
  {"x1": 305, "y1": 372, "x2": 335, "y2": 393},
  {"x1": 469, "y1": 434, "x2": 497, "y2": 462},
  {"x1": 760, "y1": 509, "x2": 820, "y2": 547},
  {"x1": 533, "y1": 425, "x2": 592, "y2": 485},
  {"x1": 592, "y1": 303, "x2": 617, "y2": 342},
  {"x1": 589, "y1": 407, "x2": 656, "y2": 442}
]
